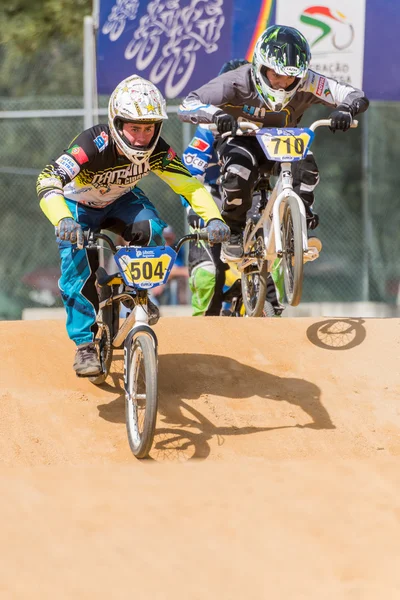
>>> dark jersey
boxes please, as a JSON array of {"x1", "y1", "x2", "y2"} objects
[
  {"x1": 178, "y1": 63, "x2": 368, "y2": 128},
  {"x1": 37, "y1": 124, "x2": 222, "y2": 226}
]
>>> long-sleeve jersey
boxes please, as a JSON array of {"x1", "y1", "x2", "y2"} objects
[
  {"x1": 36, "y1": 124, "x2": 223, "y2": 226},
  {"x1": 178, "y1": 63, "x2": 369, "y2": 128}
]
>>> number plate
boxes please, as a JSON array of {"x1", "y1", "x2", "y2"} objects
[
  {"x1": 114, "y1": 246, "x2": 177, "y2": 289},
  {"x1": 257, "y1": 127, "x2": 314, "y2": 161}
]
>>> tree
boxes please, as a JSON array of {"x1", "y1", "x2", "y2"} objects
[{"x1": 0, "y1": 0, "x2": 92, "y2": 96}]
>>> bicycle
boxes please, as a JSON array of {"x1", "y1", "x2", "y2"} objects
[
  {"x1": 214, "y1": 118, "x2": 358, "y2": 316},
  {"x1": 85, "y1": 229, "x2": 208, "y2": 458}
]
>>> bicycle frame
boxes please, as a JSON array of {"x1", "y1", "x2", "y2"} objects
[{"x1": 236, "y1": 118, "x2": 358, "y2": 272}]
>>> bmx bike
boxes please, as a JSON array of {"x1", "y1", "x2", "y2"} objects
[
  {"x1": 85, "y1": 229, "x2": 208, "y2": 458},
  {"x1": 214, "y1": 118, "x2": 358, "y2": 316}
]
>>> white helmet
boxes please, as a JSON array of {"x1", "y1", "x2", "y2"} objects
[
  {"x1": 108, "y1": 75, "x2": 168, "y2": 165},
  {"x1": 252, "y1": 25, "x2": 311, "y2": 112}
]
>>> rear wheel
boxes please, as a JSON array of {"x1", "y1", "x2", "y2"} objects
[
  {"x1": 241, "y1": 231, "x2": 269, "y2": 317},
  {"x1": 282, "y1": 196, "x2": 303, "y2": 306},
  {"x1": 125, "y1": 334, "x2": 158, "y2": 459}
]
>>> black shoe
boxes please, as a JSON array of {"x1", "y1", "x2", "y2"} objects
[
  {"x1": 147, "y1": 298, "x2": 160, "y2": 325},
  {"x1": 221, "y1": 232, "x2": 244, "y2": 262}
]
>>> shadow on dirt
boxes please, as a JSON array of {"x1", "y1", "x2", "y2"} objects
[
  {"x1": 97, "y1": 352, "x2": 334, "y2": 459},
  {"x1": 306, "y1": 318, "x2": 367, "y2": 351}
]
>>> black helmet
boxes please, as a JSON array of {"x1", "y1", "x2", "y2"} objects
[{"x1": 252, "y1": 25, "x2": 311, "y2": 110}]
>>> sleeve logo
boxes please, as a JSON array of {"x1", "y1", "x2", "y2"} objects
[
  {"x1": 166, "y1": 147, "x2": 177, "y2": 161},
  {"x1": 189, "y1": 137, "x2": 210, "y2": 152},
  {"x1": 93, "y1": 131, "x2": 109, "y2": 152},
  {"x1": 316, "y1": 77, "x2": 326, "y2": 97},
  {"x1": 56, "y1": 154, "x2": 80, "y2": 179},
  {"x1": 67, "y1": 145, "x2": 89, "y2": 165}
]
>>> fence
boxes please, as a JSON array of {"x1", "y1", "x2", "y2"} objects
[{"x1": 0, "y1": 98, "x2": 399, "y2": 319}]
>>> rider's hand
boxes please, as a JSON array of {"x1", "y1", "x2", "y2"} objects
[
  {"x1": 329, "y1": 105, "x2": 353, "y2": 132},
  {"x1": 212, "y1": 110, "x2": 238, "y2": 136},
  {"x1": 206, "y1": 219, "x2": 230, "y2": 244},
  {"x1": 56, "y1": 217, "x2": 84, "y2": 248}
]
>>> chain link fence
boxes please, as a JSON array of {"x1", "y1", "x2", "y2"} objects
[{"x1": 0, "y1": 97, "x2": 399, "y2": 319}]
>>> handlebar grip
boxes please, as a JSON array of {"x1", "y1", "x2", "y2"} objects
[
  {"x1": 198, "y1": 228, "x2": 210, "y2": 241},
  {"x1": 351, "y1": 120, "x2": 358, "y2": 128}
]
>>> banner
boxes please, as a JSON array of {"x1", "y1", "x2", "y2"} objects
[
  {"x1": 276, "y1": 0, "x2": 366, "y2": 88},
  {"x1": 96, "y1": 0, "x2": 274, "y2": 98},
  {"x1": 96, "y1": 0, "x2": 400, "y2": 100}
]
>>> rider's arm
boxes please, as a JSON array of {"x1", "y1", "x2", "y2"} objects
[
  {"x1": 150, "y1": 138, "x2": 223, "y2": 224},
  {"x1": 301, "y1": 70, "x2": 369, "y2": 115},
  {"x1": 178, "y1": 67, "x2": 245, "y2": 124},
  {"x1": 36, "y1": 126, "x2": 102, "y2": 225}
]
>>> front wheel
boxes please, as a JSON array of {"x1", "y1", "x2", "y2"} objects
[
  {"x1": 282, "y1": 196, "x2": 304, "y2": 306},
  {"x1": 241, "y1": 231, "x2": 269, "y2": 317},
  {"x1": 125, "y1": 333, "x2": 158, "y2": 458}
]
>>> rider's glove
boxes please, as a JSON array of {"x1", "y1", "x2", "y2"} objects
[
  {"x1": 56, "y1": 217, "x2": 84, "y2": 248},
  {"x1": 212, "y1": 110, "x2": 238, "y2": 136},
  {"x1": 329, "y1": 105, "x2": 353, "y2": 132},
  {"x1": 206, "y1": 219, "x2": 230, "y2": 244}
]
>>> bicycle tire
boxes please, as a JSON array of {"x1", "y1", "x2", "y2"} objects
[
  {"x1": 89, "y1": 284, "x2": 115, "y2": 385},
  {"x1": 125, "y1": 333, "x2": 158, "y2": 459},
  {"x1": 241, "y1": 231, "x2": 269, "y2": 317},
  {"x1": 282, "y1": 196, "x2": 303, "y2": 306}
]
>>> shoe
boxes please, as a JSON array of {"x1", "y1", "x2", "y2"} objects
[
  {"x1": 304, "y1": 237, "x2": 322, "y2": 263},
  {"x1": 221, "y1": 232, "x2": 244, "y2": 262},
  {"x1": 73, "y1": 342, "x2": 101, "y2": 377},
  {"x1": 147, "y1": 298, "x2": 160, "y2": 326}
]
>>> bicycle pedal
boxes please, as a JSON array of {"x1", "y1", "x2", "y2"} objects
[{"x1": 303, "y1": 247, "x2": 320, "y2": 263}]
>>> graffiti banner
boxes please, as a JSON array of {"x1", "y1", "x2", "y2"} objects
[{"x1": 96, "y1": 0, "x2": 276, "y2": 98}]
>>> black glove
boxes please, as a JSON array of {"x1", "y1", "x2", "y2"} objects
[
  {"x1": 56, "y1": 217, "x2": 84, "y2": 247},
  {"x1": 212, "y1": 110, "x2": 238, "y2": 136},
  {"x1": 329, "y1": 105, "x2": 353, "y2": 132}
]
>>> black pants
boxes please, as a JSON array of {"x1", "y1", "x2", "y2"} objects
[{"x1": 216, "y1": 136, "x2": 319, "y2": 232}]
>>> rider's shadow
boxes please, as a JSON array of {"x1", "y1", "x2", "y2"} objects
[{"x1": 97, "y1": 353, "x2": 334, "y2": 459}]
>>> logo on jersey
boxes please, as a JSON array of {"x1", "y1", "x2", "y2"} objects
[
  {"x1": 189, "y1": 137, "x2": 210, "y2": 152},
  {"x1": 67, "y1": 145, "x2": 89, "y2": 165},
  {"x1": 316, "y1": 77, "x2": 326, "y2": 96},
  {"x1": 183, "y1": 153, "x2": 208, "y2": 171},
  {"x1": 166, "y1": 147, "x2": 176, "y2": 161},
  {"x1": 56, "y1": 154, "x2": 80, "y2": 179},
  {"x1": 93, "y1": 131, "x2": 109, "y2": 152}
]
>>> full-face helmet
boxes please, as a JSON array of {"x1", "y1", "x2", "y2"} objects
[
  {"x1": 108, "y1": 75, "x2": 168, "y2": 165},
  {"x1": 252, "y1": 25, "x2": 311, "y2": 111}
]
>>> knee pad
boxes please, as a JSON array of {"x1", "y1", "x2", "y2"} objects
[{"x1": 221, "y1": 168, "x2": 251, "y2": 207}]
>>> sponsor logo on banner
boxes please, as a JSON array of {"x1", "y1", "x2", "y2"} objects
[
  {"x1": 276, "y1": 0, "x2": 366, "y2": 88},
  {"x1": 316, "y1": 76, "x2": 325, "y2": 96},
  {"x1": 56, "y1": 154, "x2": 80, "y2": 179},
  {"x1": 189, "y1": 137, "x2": 210, "y2": 152},
  {"x1": 67, "y1": 145, "x2": 89, "y2": 165},
  {"x1": 93, "y1": 131, "x2": 109, "y2": 152}
]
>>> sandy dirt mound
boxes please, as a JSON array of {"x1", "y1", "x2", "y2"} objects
[{"x1": 0, "y1": 317, "x2": 399, "y2": 597}]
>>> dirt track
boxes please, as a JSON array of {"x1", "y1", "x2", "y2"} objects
[{"x1": 1, "y1": 317, "x2": 400, "y2": 597}]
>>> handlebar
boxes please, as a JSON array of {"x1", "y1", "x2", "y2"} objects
[
  {"x1": 209, "y1": 118, "x2": 358, "y2": 137},
  {"x1": 84, "y1": 229, "x2": 209, "y2": 254}
]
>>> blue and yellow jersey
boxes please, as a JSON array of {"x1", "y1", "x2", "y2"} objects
[{"x1": 36, "y1": 124, "x2": 222, "y2": 226}]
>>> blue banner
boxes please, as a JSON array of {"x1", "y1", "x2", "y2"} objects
[{"x1": 96, "y1": 0, "x2": 399, "y2": 101}]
